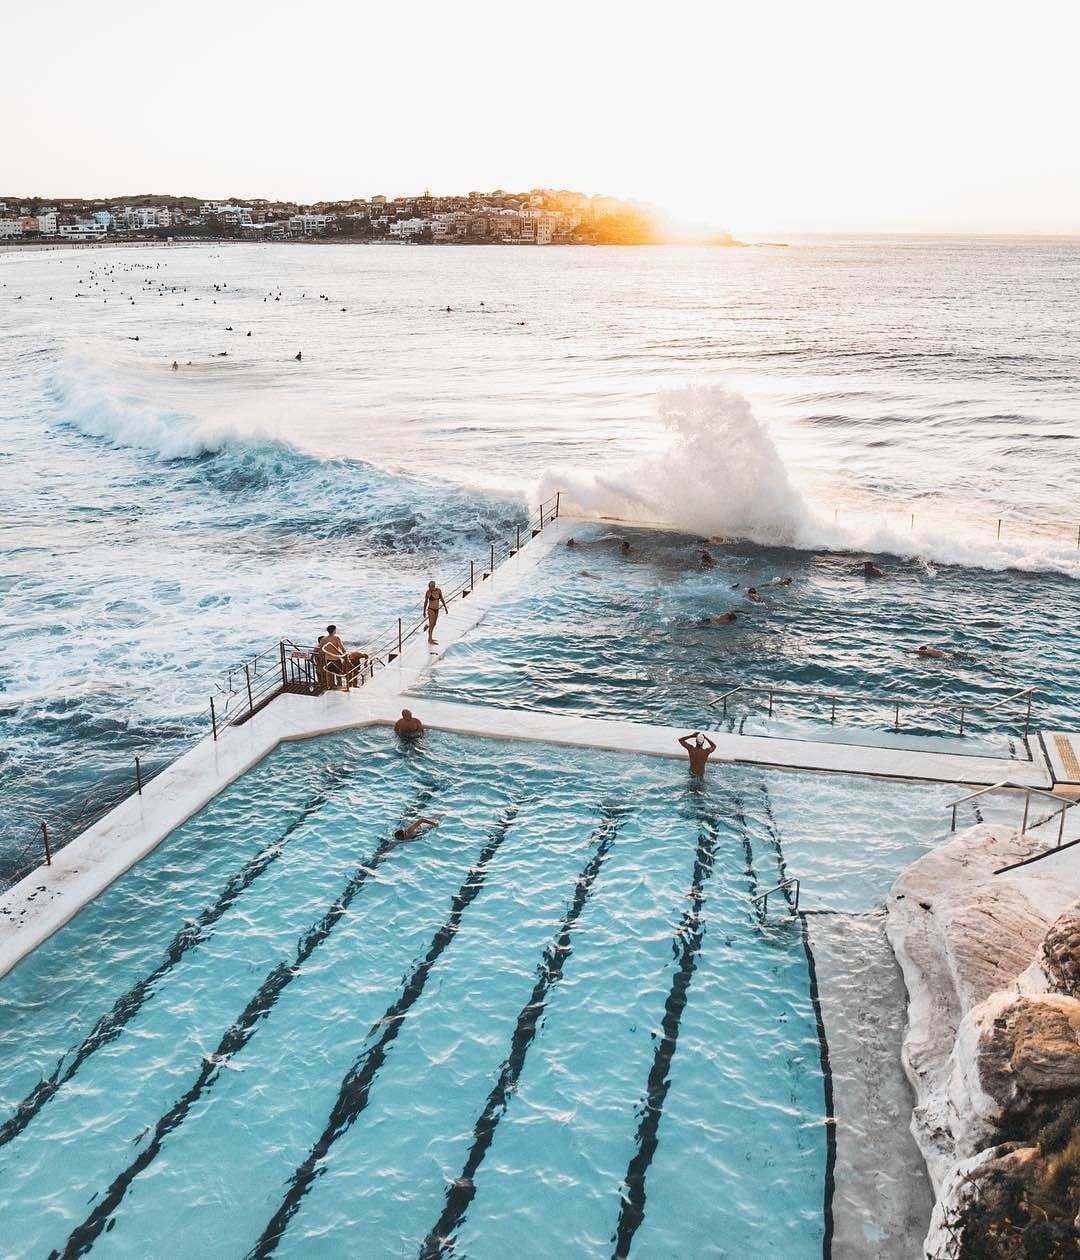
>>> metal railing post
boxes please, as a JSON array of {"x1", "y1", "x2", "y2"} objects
[
  {"x1": 951, "y1": 803, "x2": 958, "y2": 831},
  {"x1": 1021, "y1": 791, "x2": 1031, "y2": 835},
  {"x1": 540, "y1": 504, "x2": 545, "y2": 529},
  {"x1": 516, "y1": 524, "x2": 521, "y2": 552},
  {"x1": 279, "y1": 641, "x2": 287, "y2": 688},
  {"x1": 1058, "y1": 806, "x2": 1067, "y2": 847},
  {"x1": 555, "y1": 491, "x2": 561, "y2": 518},
  {"x1": 958, "y1": 705, "x2": 966, "y2": 736},
  {"x1": 470, "y1": 560, "x2": 475, "y2": 592},
  {"x1": 894, "y1": 702, "x2": 900, "y2": 732},
  {"x1": 996, "y1": 518, "x2": 1002, "y2": 541},
  {"x1": 830, "y1": 696, "x2": 837, "y2": 724},
  {"x1": 41, "y1": 821, "x2": 51, "y2": 866},
  {"x1": 210, "y1": 696, "x2": 218, "y2": 741},
  {"x1": 135, "y1": 756, "x2": 143, "y2": 795},
  {"x1": 245, "y1": 664, "x2": 254, "y2": 717},
  {"x1": 1024, "y1": 691, "x2": 1032, "y2": 737},
  {"x1": 398, "y1": 617, "x2": 403, "y2": 655},
  {"x1": 767, "y1": 691, "x2": 774, "y2": 717},
  {"x1": 490, "y1": 542, "x2": 495, "y2": 573}
]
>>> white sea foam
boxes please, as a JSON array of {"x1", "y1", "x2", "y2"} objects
[
  {"x1": 543, "y1": 385, "x2": 1080, "y2": 579},
  {"x1": 52, "y1": 349, "x2": 292, "y2": 459}
]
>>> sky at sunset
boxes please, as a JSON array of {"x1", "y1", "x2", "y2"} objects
[{"x1": 2, "y1": 0, "x2": 1078, "y2": 235}]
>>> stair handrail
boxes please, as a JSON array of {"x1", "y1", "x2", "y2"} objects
[
  {"x1": 946, "y1": 780, "x2": 1079, "y2": 847},
  {"x1": 751, "y1": 876, "x2": 801, "y2": 917}
]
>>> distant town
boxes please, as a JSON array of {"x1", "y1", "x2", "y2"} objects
[{"x1": 0, "y1": 188, "x2": 737, "y2": 247}]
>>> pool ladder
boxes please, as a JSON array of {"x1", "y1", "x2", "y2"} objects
[{"x1": 751, "y1": 877, "x2": 800, "y2": 919}]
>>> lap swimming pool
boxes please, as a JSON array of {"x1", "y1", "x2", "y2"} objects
[
  {"x1": 0, "y1": 730, "x2": 995, "y2": 1258},
  {"x1": 411, "y1": 523, "x2": 1076, "y2": 754}
]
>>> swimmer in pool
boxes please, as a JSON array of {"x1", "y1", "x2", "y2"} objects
[
  {"x1": 746, "y1": 587, "x2": 764, "y2": 603},
  {"x1": 620, "y1": 540, "x2": 633, "y2": 556},
  {"x1": 678, "y1": 731, "x2": 717, "y2": 777},
  {"x1": 394, "y1": 708, "x2": 424, "y2": 735},
  {"x1": 700, "y1": 551, "x2": 717, "y2": 569},
  {"x1": 389, "y1": 817, "x2": 441, "y2": 848},
  {"x1": 700, "y1": 611, "x2": 738, "y2": 624},
  {"x1": 913, "y1": 644, "x2": 946, "y2": 658},
  {"x1": 863, "y1": 560, "x2": 883, "y2": 578},
  {"x1": 770, "y1": 577, "x2": 793, "y2": 587}
]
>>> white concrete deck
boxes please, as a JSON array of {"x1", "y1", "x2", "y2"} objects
[{"x1": 0, "y1": 514, "x2": 1055, "y2": 979}]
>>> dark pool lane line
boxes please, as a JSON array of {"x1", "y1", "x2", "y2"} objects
[
  {"x1": 0, "y1": 764, "x2": 356, "y2": 1153},
  {"x1": 51, "y1": 787, "x2": 436, "y2": 1260},
  {"x1": 610, "y1": 813, "x2": 719, "y2": 1260},
  {"x1": 419, "y1": 803, "x2": 625, "y2": 1260},
  {"x1": 799, "y1": 912, "x2": 837, "y2": 1260},
  {"x1": 247, "y1": 797, "x2": 525, "y2": 1259}
]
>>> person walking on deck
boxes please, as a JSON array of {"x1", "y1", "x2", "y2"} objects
[
  {"x1": 678, "y1": 731, "x2": 717, "y2": 777},
  {"x1": 424, "y1": 581, "x2": 449, "y2": 645}
]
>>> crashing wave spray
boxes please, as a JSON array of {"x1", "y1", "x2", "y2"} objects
[
  {"x1": 547, "y1": 385, "x2": 809, "y2": 546},
  {"x1": 545, "y1": 385, "x2": 1080, "y2": 578}
]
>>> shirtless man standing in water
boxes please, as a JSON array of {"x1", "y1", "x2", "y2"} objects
[
  {"x1": 424, "y1": 580, "x2": 449, "y2": 644},
  {"x1": 678, "y1": 731, "x2": 717, "y2": 776}
]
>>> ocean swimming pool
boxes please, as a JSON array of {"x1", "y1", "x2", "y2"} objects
[
  {"x1": 413, "y1": 523, "x2": 1078, "y2": 752},
  {"x1": 0, "y1": 729, "x2": 1002, "y2": 1258}
]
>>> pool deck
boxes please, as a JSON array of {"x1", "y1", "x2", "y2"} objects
[{"x1": 0, "y1": 512, "x2": 1061, "y2": 979}]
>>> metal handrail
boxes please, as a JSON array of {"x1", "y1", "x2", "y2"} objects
[
  {"x1": 709, "y1": 682, "x2": 1036, "y2": 737},
  {"x1": 751, "y1": 876, "x2": 800, "y2": 917},
  {"x1": 946, "y1": 779, "x2": 1079, "y2": 847}
]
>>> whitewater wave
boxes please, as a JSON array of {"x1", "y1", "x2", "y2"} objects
[
  {"x1": 48, "y1": 350, "x2": 526, "y2": 550},
  {"x1": 543, "y1": 385, "x2": 1080, "y2": 579}
]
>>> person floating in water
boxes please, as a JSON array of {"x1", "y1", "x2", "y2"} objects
[
  {"x1": 770, "y1": 576, "x2": 793, "y2": 586},
  {"x1": 566, "y1": 537, "x2": 576, "y2": 547},
  {"x1": 700, "y1": 550, "x2": 717, "y2": 568},
  {"x1": 424, "y1": 580, "x2": 449, "y2": 644},
  {"x1": 863, "y1": 560, "x2": 883, "y2": 578},
  {"x1": 913, "y1": 644, "x2": 946, "y2": 658},
  {"x1": 746, "y1": 587, "x2": 763, "y2": 602},
  {"x1": 700, "y1": 611, "x2": 738, "y2": 625},
  {"x1": 620, "y1": 540, "x2": 633, "y2": 556},
  {"x1": 389, "y1": 817, "x2": 441, "y2": 848},
  {"x1": 394, "y1": 708, "x2": 424, "y2": 735},
  {"x1": 678, "y1": 731, "x2": 717, "y2": 776},
  {"x1": 294, "y1": 351, "x2": 302, "y2": 361}
]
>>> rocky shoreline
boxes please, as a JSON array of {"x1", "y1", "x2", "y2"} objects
[{"x1": 885, "y1": 821, "x2": 1080, "y2": 1256}]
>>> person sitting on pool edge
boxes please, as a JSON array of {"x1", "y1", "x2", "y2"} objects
[
  {"x1": 678, "y1": 731, "x2": 717, "y2": 776},
  {"x1": 394, "y1": 708, "x2": 424, "y2": 735},
  {"x1": 390, "y1": 816, "x2": 441, "y2": 848}
]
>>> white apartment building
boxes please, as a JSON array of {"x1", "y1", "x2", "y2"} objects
[
  {"x1": 38, "y1": 212, "x2": 58, "y2": 235},
  {"x1": 58, "y1": 221, "x2": 108, "y2": 239},
  {"x1": 201, "y1": 203, "x2": 253, "y2": 227},
  {"x1": 388, "y1": 217, "x2": 427, "y2": 239},
  {"x1": 288, "y1": 214, "x2": 335, "y2": 234},
  {"x1": 0, "y1": 219, "x2": 23, "y2": 238}
]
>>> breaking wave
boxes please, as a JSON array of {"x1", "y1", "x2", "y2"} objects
[{"x1": 544, "y1": 385, "x2": 1080, "y2": 579}]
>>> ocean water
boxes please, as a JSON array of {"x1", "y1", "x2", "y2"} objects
[
  {"x1": 1, "y1": 238, "x2": 1078, "y2": 877},
  {"x1": 0, "y1": 729, "x2": 973, "y2": 1258}
]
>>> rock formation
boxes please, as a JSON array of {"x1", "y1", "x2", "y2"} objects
[{"x1": 885, "y1": 822, "x2": 1080, "y2": 1256}]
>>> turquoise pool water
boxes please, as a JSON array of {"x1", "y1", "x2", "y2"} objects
[
  {"x1": 413, "y1": 524, "x2": 1077, "y2": 751},
  {"x1": 0, "y1": 731, "x2": 991, "y2": 1258}
]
